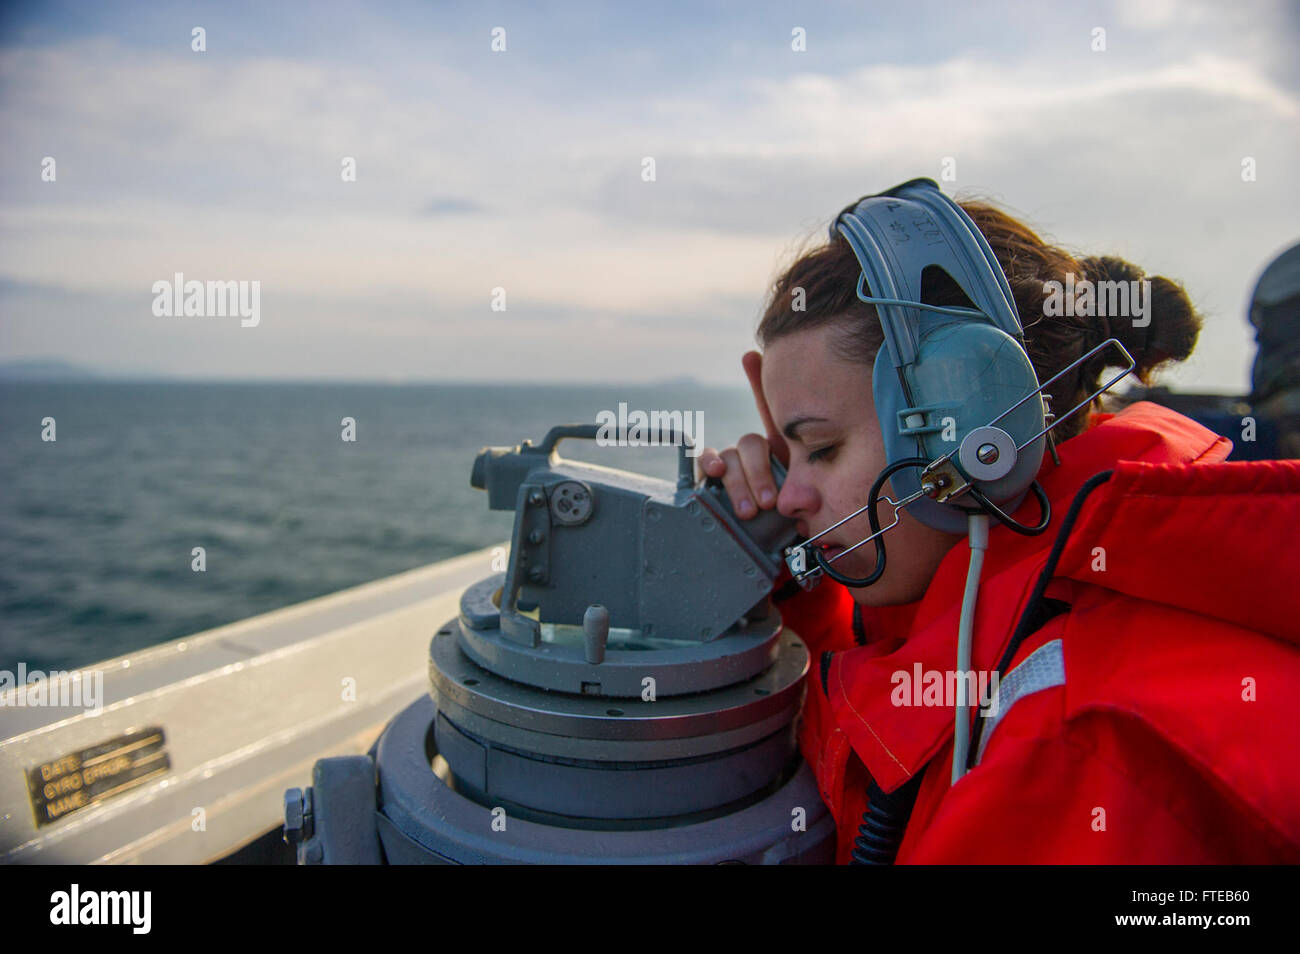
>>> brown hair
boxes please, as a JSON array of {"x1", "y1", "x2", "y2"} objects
[{"x1": 756, "y1": 199, "x2": 1203, "y2": 441}]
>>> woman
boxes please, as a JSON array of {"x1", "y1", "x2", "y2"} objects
[{"x1": 700, "y1": 190, "x2": 1300, "y2": 863}]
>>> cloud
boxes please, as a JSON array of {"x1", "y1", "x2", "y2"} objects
[
  {"x1": 419, "y1": 197, "x2": 488, "y2": 216},
  {"x1": 0, "y1": 3, "x2": 1296, "y2": 390}
]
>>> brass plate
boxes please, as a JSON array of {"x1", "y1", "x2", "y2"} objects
[{"x1": 27, "y1": 727, "x2": 171, "y2": 827}]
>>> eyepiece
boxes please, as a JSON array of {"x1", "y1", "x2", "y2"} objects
[{"x1": 470, "y1": 449, "x2": 488, "y2": 490}]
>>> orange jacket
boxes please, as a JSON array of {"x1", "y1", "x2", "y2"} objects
[{"x1": 779, "y1": 402, "x2": 1300, "y2": 863}]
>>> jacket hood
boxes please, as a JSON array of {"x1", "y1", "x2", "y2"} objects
[
  {"x1": 1055, "y1": 453, "x2": 1300, "y2": 647},
  {"x1": 824, "y1": 400, "x2": 1286, "y2": 791}
]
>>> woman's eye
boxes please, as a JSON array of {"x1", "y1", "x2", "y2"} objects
[{"x1": 807, "y1": 443, "x2": 838, "y2": 463}]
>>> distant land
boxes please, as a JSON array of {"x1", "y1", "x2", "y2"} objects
[
  {"x1": 0, "y1": 359, "x2": 99, "y2": 380},
  {"x1": 0, "y1": 360, "x2": 729, "y2": 389}
]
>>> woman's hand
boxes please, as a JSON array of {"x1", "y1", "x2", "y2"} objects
[{"x1": 696, "y1": 351, "x2": 790, "y2": 520}]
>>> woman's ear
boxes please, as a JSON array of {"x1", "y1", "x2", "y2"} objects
[{"x1": 742, "y1": 350, "x2": 790, "y2": 467}]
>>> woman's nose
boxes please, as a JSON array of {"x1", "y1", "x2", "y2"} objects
[{"x1": 777, "y1": 471, "x2": 816, "y2": 520}]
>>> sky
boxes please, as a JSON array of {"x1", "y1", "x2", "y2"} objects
[{"x1": 0, "y1": 0, "x2": 1297, "y2": 391}]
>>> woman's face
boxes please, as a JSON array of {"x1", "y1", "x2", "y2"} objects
[{"x1": 761, "y1": 322, "x2": 963, "y2": 606}]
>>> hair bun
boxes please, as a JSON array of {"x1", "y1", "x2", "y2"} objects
[
  {"x1": 1081, "y1": 255, "x2": 1144, "y2": 288},
  {"x1": 1078, "y1": 255, "x2": 1201, "y2": 378}
]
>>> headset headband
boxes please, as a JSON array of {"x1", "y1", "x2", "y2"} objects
[{"x1": 830, "y1": 178, "x2": 1025, "y2": 370}]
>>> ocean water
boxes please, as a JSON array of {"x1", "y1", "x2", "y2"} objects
[{"x1": 0, "y1": 381, "x2": 761, "y2": 673}]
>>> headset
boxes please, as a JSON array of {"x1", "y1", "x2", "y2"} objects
[{"x1": 779, "y1": 178, "x2": 1135, "y2": 783}]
